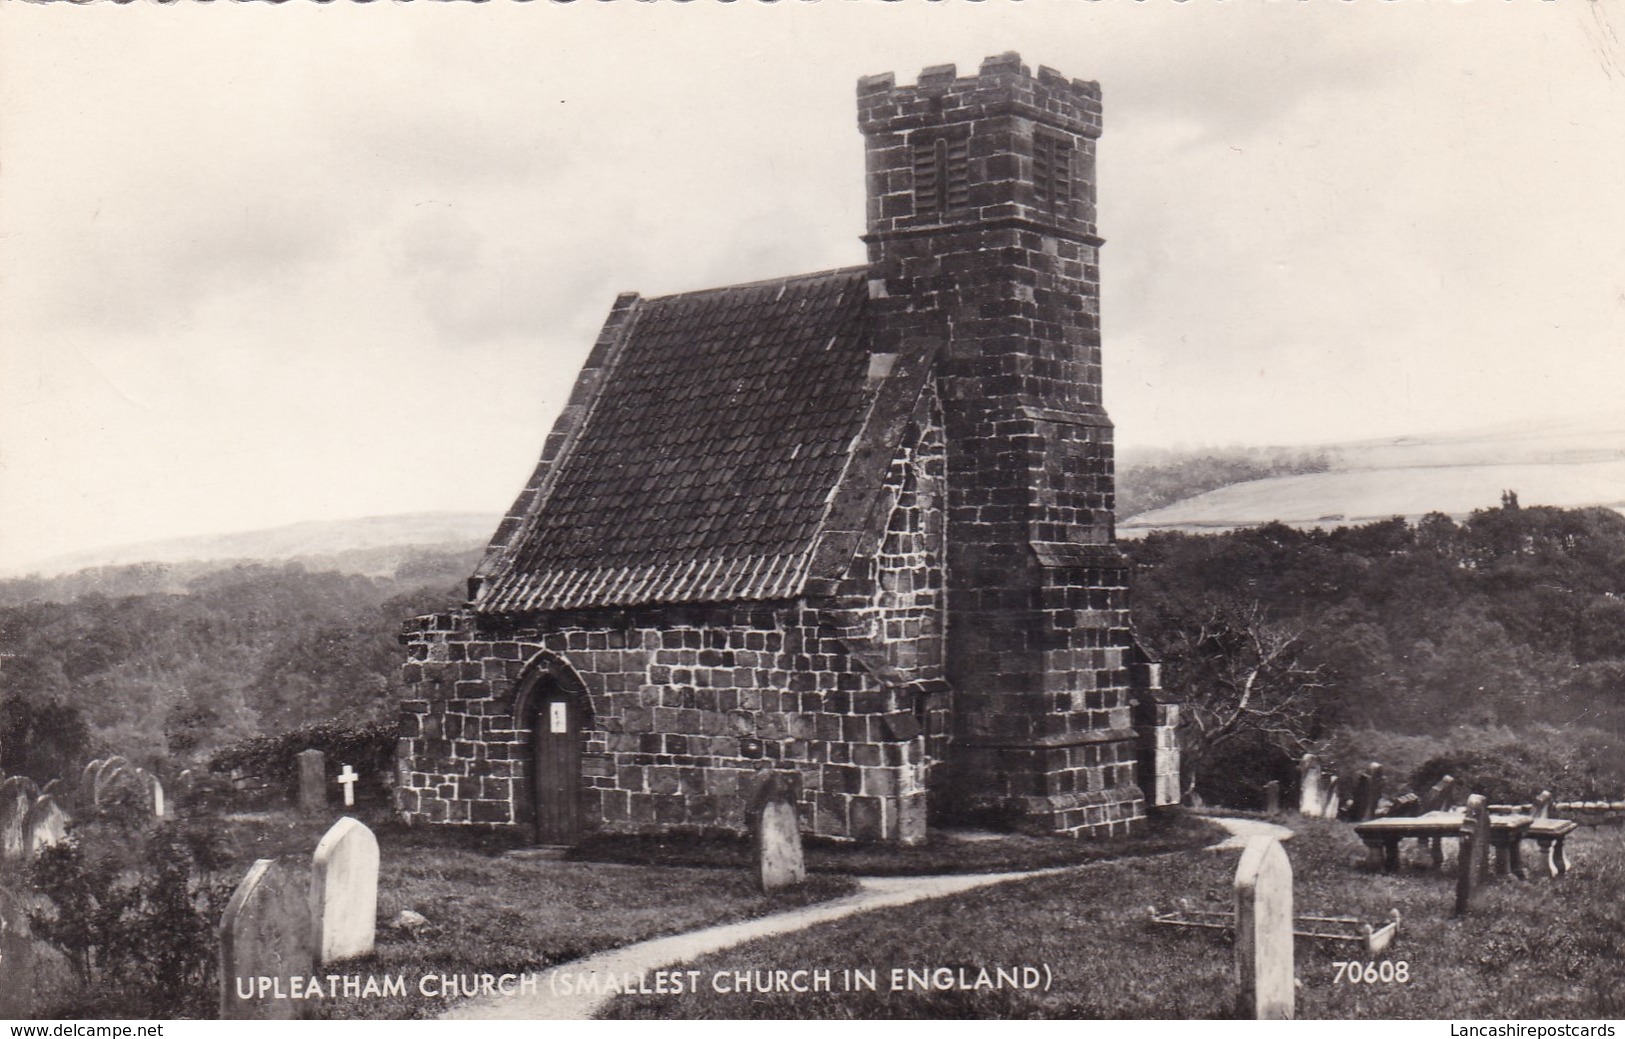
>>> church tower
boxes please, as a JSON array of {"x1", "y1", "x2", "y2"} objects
[{"x1": 860, "y1": 54, "x2": 1168, "y2": 835}]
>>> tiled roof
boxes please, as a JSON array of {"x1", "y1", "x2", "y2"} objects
[{"x1": 477, "y1": 267, "x2": 883, "y2": 612}]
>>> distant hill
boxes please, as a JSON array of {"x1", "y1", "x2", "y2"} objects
[
  {"x1": 10, "y1": 511, "x2": 500, "y2": 580},
  {"x1": 1120, "y1": 415, "x2": 1625, "y2": 536}
]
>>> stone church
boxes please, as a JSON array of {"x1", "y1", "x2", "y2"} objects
[{"x1": 397, "y1": 53, "x2": 1180, "y2": 845}]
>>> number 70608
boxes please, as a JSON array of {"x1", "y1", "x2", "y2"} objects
[{"x1": 1332, "y1": 961, "x2": 1410, "y2": 984}]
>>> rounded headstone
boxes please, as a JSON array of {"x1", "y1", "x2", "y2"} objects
[
  {"x1": 0, "y1": 779, "x2": 35, "y2": 861},
  {"x1": 220, "y1": 859, "x2": 314, "y2": 1020},
  {"x1": 310, "y1": 817, "x2": 379, "y2": 964},
  {"x1": 22, "y1": 796, "x2": 68, "y2": 857}
]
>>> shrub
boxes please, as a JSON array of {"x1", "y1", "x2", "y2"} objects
[
  {"x1": 27, "y1": 816, "x2": 233, "y2": 1018},
  {"x1": 209, "y1": 722, "x2": 397, "y2": 807},
  {"x1": 1410, "y1": 725, "x2": 1625, "y2": 804}
]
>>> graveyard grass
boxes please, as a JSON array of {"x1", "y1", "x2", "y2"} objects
[
  {"x1": 599, "y1": 817, "x2": 1625, "y2": 1019},
  {"x1": 146, "y1": 808, "x2": 853, "y2": 1020}
]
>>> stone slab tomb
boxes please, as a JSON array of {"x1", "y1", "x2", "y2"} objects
[
  {"x1": 310, "y1": 816, "x2": 379, "y2": 964},
  {"x1": 219, "y1": 858, "x2": 314, "y2": 1020},
  {"x1": 1234, "y1": 836, "x2": 1294, "y2": 1020}
]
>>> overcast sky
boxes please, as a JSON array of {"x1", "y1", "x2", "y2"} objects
[{"x1": 3, "y1": 1, "x2": 1623, "y2": 573}]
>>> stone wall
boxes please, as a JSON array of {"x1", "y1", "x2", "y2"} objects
[{"x1": 397, "y1": 410, "x2": 947, "y2": 844}]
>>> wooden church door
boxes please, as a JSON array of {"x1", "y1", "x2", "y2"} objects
[{"x1": 532, "y1": 685, "x2": 582, "y2": 845}]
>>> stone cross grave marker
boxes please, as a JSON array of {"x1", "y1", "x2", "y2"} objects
[
  {"x1": 220, "y1": 858, "x2": 314, "y2": 1019},
  {"x1": 1454, "y1": 794, "x2": 1492, "y2": 916},
  {"x1": 23, "y1": 796, "x2": 68, "y2": 858},
  {"x1": 1263, "y1": 780, "x2": 1281, "y2": 816},
  {"x1": 1234, "y1": 836, "x2": 1294, "y2": 1020},
  {"x1": 752, "y1": 777, "x2": 806, "y2": 893},
  {"x1": 0, "y1": 779, "x2": 34, "y2": 861},
  {"x1": 1298, "y1": 755, "x2": 1321, "y2": 817},
  {"x1": 336, "y1": 765, "x2": 359, "y2": 808},
  {"x1": 310, "y1": 816, "x2": 379, "y2": 964},
  {"x1": 0, "y1": 883, "x2": 37, "y2": 1018},
  {"x1": 297, "y1": 750, "x2": 326, "y2": 812}
]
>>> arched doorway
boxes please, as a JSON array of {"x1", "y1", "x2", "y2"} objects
[{"x1": 515, "y1": 655, "x2": 590, "y2": 846}]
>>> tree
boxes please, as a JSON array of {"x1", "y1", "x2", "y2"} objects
[{"x1": 1157, "y1": 600, "x2": 1327, "y2": 804}]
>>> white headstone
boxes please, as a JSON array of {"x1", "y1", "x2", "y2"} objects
[
  {"x1": 219, "y1": 858, "x2": 313, "y2": 1019},
  {"x1": 22, "y1": 795, "x2": 68, "y2": 857},
  {"x1": 309, "y1": 817, "x2": 379, "y2": 964},
  {"x1": 0, "y1": 780, "x2": 32, "y2": 861},
  {"x1": 1234, "y1": 836, "x2": 1294, "y2": 1020},
  {"x1": 1319, "y1": 777, "x2": 1341, "y2": 820},
  {"x1": 1298, "y1": 754, "x2": 1322, "y2": 816},
  {"x1": 754, "y1": 793, "x2": 806, "y2": 894}
]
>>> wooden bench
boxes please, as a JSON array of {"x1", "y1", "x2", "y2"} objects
[{"x1": 1353, "y1": 811, "x2": 1532, "y2": 876}]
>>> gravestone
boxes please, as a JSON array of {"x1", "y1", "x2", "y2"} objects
[
  {"x1": 751, "y1": 776, "x2": 806, "y2": 893},
  {"x1": 1360, "y1": 764, "x2": 1385, "y2": 820},
  {"x1": 93, "y1": 757, "x2": 133, "y2": 807},
  {"x1": 22, "y1": 796, "x2": 68, "y2": 858},
  {"x1": 0, "y1": 884, "x2": 36, "y2": 1017},
  {"x1": 1531, "y1": 790, "x2": 1552, "y2": 820},
  {"x1": 1318, "y1": 777, "x2": 1340, "y2": 820},
  {"x1": 1349, "y1": 771, "x2": 1372, "y2": 822},
  {"x1": 78, "y1": 758, "x2": 105, "y2": 801},
  {"x1": 39, "y1": 778, "x2": 65, "y2": 813},
  {"x1": 147, "y1": 772, "x2": 166, "y2": 819},
  {"x1": 1420, "y1": 775, "x2": 1457, "y2": 813},
  {"x1": 1234, "y1": 836, "x2": 1294, "y2": 1020},
  {"x1": 1387, "y1": 792, "x2": 1420, "y2": 818},
  {"x1": 0, "y1": 779, "x2": 33, "y2": 861},
  {"x1": 1297, "y1": 755, "x2": 1322, "y2": 817},
  {"x1": 297, "y1": 750, "x2": 327, "y2": 813},
  {"x1": 96, "y1": 766, "x2": 148, "y2": 818},
  {"x1": 1454, "y1": 794, "x2": 1492, "y2": 916},
  {"x1": 1263, "y1": 780, "x2": 1281, "y2": 816},
  {"x1": 309, "y1": 817, "x2": 379, "y2": 964},
  {"x1": 219, "y1": 858, "x2": 313, "y2": 1020},
  {"x1": 336, "y1": 764, "x2": 359, "y2": 808}
]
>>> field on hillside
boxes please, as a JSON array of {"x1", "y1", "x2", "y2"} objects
[{"x1": 602, "y1": 817, "x2": 1625, "y2": 1020}]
